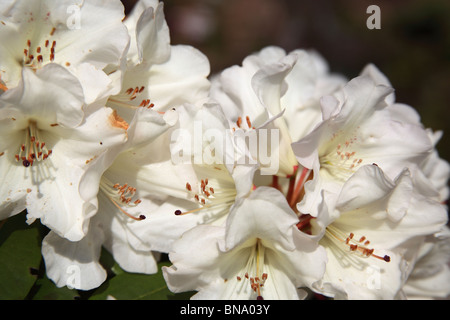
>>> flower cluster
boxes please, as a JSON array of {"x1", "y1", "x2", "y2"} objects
[{"x1": 1, "y1": 0, "x2": 449, "y2": 300}]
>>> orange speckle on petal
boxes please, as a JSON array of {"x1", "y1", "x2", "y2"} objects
[{"x1": 109, "y1": 110, "x2": 129, "y2": 131}]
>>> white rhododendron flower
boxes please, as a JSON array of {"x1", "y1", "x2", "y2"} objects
[
  {"x1": 127, "y1": 100, "x2": 256, "y2": 250},
  {"x1": 308, "y1": 164, "x2": 448, "y2": 299},
  {"x1": 107, "y1": 0, "x2": 211, "y2": 122},
  {"x1": 0, "y1": 65, "x2": 127, "y2": 241},
  {"x1": 42, "y1": 108, "x2": 176, "y2": 290},
  {"x1": 292, "y1": 73, "x2": 434, "y2": 217},
  {"x1": 0, "y1": 0, "x2": 130, "y2": 103},
  {"x1": 400, "y1": 227, "x2": 450, "y2": 299},
  {"x1": 163, "y1": 187, "x2": 327, "y2": 300},
  {"x1": 211, "y1": 46, "x2": 346, "y2": 179},
  {"x1": 360, "y1": 64, "x2": 450, "y2": 203},
  {"x1": 0, "y1": 0, "x2": 448, "y2": 301}
]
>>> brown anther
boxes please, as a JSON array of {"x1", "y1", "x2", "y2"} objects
[
  {"x1": 246, "y1": 116, "x2": 252, "y2": 128},
  {"x1": 186, "y1": 182, "x2": 192, "y2": 191},
  {"x1": 50, "y1": 27, "x2": 56, "y2": 36},
  {"x1": 236, "y1": 117, "x2": 242, "y2": 128}
]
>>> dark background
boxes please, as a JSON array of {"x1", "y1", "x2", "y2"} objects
[{"x1": 123, "y1": 0, "x2": 450, "y2": 183}]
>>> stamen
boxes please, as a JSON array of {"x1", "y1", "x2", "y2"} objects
[
  {"x1": 234, "y1": 239, "x2": 268, "y2": 300},
  {"x1": 100, "y1": 177, "x2": 145, "y2": 221},
  {"x1": 15, "y1": 121, "x2": 51, "y2": 167},
  {"x1": 320, "y1": 136, "x2": 364, "y2": 181},
  {"x1": 174, "y1": 178, "x2": 236, "y2": 217},
  {"x1": 22, "y1": 36, "x2": 57, "y2": 70},
  {"x1": 234, "y1": 115, "x2": 256, "y2": 131},
  {"x1": 326, "y1": 225, "x2": 390, "y2": 262}
]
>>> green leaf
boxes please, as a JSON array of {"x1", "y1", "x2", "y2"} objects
[
  {"x1": 30, "y1": 276, "x2": 80, "y2": 300},
  {"x1": 0, "y1": 212, "x2": 42, "y2": 299},
  {"x1": 89, "y1": 261, "x2": 194, "y2": 300}
]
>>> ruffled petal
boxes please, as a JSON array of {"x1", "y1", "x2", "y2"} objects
[{"x1": 41, "y1": 227, "x2": 106, "y2": 291}]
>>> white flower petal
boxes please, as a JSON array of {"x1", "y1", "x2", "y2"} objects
[
  {"x1": 42, "y1": 227, "x2": 106, "y2": 291},
  {"x1": 1, "y1": 64, "x2": 85, "y2": 128},
  {"x1": 97, "y1": 208, "x2": 158, "y2": 275},
  {"x1": 223, "y1": 187, "x2": 299, "y2": 251}
]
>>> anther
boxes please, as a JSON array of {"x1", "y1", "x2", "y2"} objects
[
  {"x1": 100, "y1": 178, "x2": 145, "y2": 221},
  {"x1": 246, "y1": 116, "x2": 252, "y2": 128},
  {"x1": 327, "y1": 227, "x2": 390, "y2": 263},
  {"x1": 16, "y1": 122, "x2": 52, "y2": 167},
  {"x1": 236, "y1": 117, "x2": 242, "y2": 128}
]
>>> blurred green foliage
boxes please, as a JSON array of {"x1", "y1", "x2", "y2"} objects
[{"x1": 0, "y1": 212, "x2": 193, "y2": 300}]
